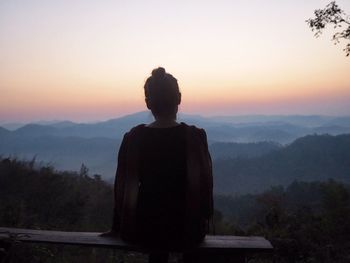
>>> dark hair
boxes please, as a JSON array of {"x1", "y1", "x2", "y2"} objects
[{"x1": 144, "y1": 67, "x2": 181, "y2": 118}]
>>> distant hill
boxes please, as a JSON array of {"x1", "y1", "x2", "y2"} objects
[
  {"x1": 13, "y1": 124, "x2": 58, "y2": 137},
  {"x1": 0, "y1": 127, "x2": 10, "y2": 136},
  {"x1": 2, "y1": 112, "x2": 350, "y2": 143},
  {"x1": 1, "y1": 132, "x2": 349, "y2": 196},
  {"x1": 214, "y1": 134, "x2": 350, "y2": 195},
  {"x1": 207, "y1": 114, "x2": 335, "y2": 127},
  {"x1": 0, "y1": 132, "x2": 279, "y2": 180},
  {"x1": 49, "y1": 121, "x2": 77, "y2": 128},
  {"x1": 209, "y1": 141, "x2": 281, "y2": 160},
  {"x1": 0, "y1": 134, "x2": 120, "y2": 178},
  {"x1": 324, "y1": 116, "x2": 350, "y2": 127},
  {"x1": 1, "y1": 112, "x2": 350, "y2": 186},
  {"x1": 312, "y1": 125, "x2": 350, "y2": 135}
]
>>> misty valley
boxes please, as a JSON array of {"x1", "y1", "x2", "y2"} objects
[
  {"x1": 1, "y1": 112, "x2": 350, "y2": 194},
  {"x1": 1, "y1": 112, "x2": 350, "y2": 262}
]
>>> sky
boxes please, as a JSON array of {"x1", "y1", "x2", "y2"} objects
[{"x1": 0, "y1": 0, "x2": 349, "y2": 123}]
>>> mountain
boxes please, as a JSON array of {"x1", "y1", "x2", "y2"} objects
[
  {"x1": 0, "y1": 122, "x2": 25, "y2": 130},
  {"x1": 312, "y1": 125, "x2": 350, "y2": 135},
  {"x1": 0, "y1": 134, "x2": 121, "y2": 178},
  {"x1": 2, "y1": 112, "x2": 350, "y2": 143},
  {"x1": 49, "y1": 121, "x2": 77, "y2": 128},
  {"x1": 0, "y1": 132, "x2": 279, "y2": 179},
  {"x1": 324, "y1": 116, "x2": 350, "y2": 127},
  {"x1": 1, "y1": 131, "x2": 349, "y2": 195},
  {"x1": 0, "y1": 127, "x2": 10, "y2": 136},
  {"x1": 1, "y1": 112, "x2": 350, "y2": 184},
  {"x1": 207, "y1": 115, "x2": 335, "y2": 127},
  {"x1": 209, "y1": 141, "x2": 281, "y2": 160},
  {"x1": 14, "y1": 124, "x2": 58, "y2": 137},
  {"x1": 213, "y1": 134, "x2": 350, "y2": 195},
  {"x1": 204, "y1": 123, "x2": 304, "y2": 143}
]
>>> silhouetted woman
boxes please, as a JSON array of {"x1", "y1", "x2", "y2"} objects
[{"x1": 108, "y1": 67, "x2": 213, "y2": 263}]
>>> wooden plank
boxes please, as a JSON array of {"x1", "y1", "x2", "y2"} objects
[{"x1": 0, "y1": 227, "x2": 272, "y2": 253}]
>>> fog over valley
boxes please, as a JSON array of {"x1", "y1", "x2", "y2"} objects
[{"x1": 1, "y1": 112, "x2": 350, "y2": 195}]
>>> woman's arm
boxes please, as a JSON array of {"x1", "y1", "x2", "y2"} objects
[
  {"x1": 199, "y1": 129, "x2": 214, "y2": 219},
  {"x1": 110, "y1": 132, "x2": 129, "y2": 233}
]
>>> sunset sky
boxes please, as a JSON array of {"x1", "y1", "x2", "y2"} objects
[{"x1": 1, "y1": 0, "x2": 349, "y2": 123}]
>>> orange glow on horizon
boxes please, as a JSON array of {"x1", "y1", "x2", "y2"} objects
[{"x1": 0, "y1": 0, "x2": 349, "y2": 122}]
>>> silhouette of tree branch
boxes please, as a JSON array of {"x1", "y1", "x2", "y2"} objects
[{"x1": 307, "y1": 1, "x2": 350, "y2": 56}]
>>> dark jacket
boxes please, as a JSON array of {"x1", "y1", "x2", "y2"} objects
[{"x1": 112, "y1": 123, "x2": 213, "y2": 246}]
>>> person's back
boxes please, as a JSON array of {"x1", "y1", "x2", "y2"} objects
[
  {"x1": 136, "y1": 123, "x2": 187, "y2": 245},
  {"x1": 105, "y1": 67, "x2": 213, "y2": 262}
]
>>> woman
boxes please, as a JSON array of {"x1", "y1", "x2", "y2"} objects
[{"x1": 107, "y1": 67, "x2": 213, "y2": 262}]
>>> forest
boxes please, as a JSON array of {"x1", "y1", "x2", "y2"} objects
[
  {"x1": 213, "y1": 134, "x2": 350, "y2": 194},
  {"x1": 1, "y1": 157, "x2": 349, "y2": 262}
]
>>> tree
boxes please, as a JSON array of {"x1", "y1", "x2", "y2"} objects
[
  {"x1": 307, "y1": 1, "x2": 350, "y2": 56},
  {"x1": 79, "y1": 163, "x2": 89, "y2": 178}
]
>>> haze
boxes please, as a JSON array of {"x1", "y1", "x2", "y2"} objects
[{"x1": 0, "y1": 0, "x2": 349, "y2": 123}]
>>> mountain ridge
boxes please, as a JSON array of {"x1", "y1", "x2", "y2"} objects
[
  {"x1": 1, "y1": 111, "x2": 350, "y2": 143},
  {"x1": 214, "y1": 134, "x2": 350, "y2": 194}
]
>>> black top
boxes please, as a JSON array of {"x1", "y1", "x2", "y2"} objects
[{"x1": 135, "y1": 123, "x2": 187, "y2": 245}]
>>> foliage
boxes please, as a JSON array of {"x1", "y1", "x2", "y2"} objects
[
  {"x1": 307, "y1": 1, "x2": 350, "y2": 56},
  {"x1": 215, "y1": 180, "x2": 350, "y2": 262},
  {"x1": 1, "y1": 157, "x2": 350, "y2": 262},
  {"x1": 0, "y1": 157, "x2": 119, "y2": 263},
  {"x1": 0, "y1": 158, "x2": 113, "y2": 231}
]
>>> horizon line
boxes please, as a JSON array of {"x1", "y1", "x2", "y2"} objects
[{"x1": 1, "y1": 111, "x2": 350, "y2": 125}]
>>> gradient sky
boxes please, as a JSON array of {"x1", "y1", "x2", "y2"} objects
[{"x1": 0, "y1": 0, "x2": 349, "y2": 122}]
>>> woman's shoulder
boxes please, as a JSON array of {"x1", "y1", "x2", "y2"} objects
[
  {"x1": 120, "y1": 124, "x2": 147, "y2": 143},
  {"x1": 180, "y1": 122, "x2": 208, "y2": 142},
  {"x1": 124, "y1": 124, "x2": 146, "y2": 135},
  {"x1": 129, "y1": 123, "x2": 147, "y2": 132},
  {"x1": 123, "y1": 122, "x2": 207, "y2": 140},
  {"x1": 180, "y1": 122, "x2": 206, "y2": 133}
]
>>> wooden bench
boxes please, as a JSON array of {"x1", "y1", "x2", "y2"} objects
[{"x1": 0, "y1": 227, "x2": 273, "y2": 262}]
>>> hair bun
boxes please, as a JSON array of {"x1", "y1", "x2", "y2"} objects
[{"x1": 151, "y1": 67, "x2": 166, "y2": 80}]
